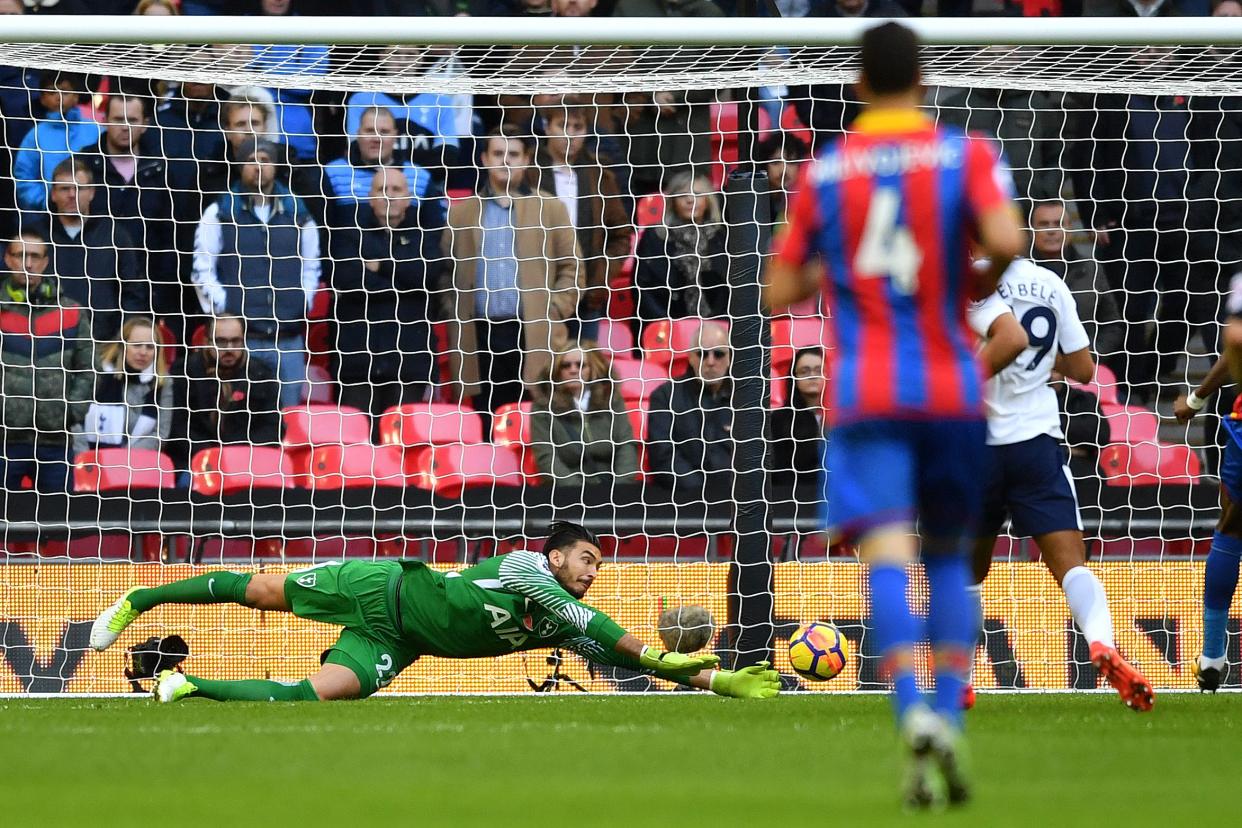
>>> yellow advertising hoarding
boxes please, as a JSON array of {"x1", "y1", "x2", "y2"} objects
[{"x1": 0, "y1": 561, "x2": 1226, "y2": 694}]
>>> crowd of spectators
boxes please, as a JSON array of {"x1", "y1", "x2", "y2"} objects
[{"x1": 0, "y1": 0, "x2": 1240, "y2": 503}]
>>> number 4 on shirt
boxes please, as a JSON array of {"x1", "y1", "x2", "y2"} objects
[{"x1": 854, "y1": 186, "x2": 922, "y2": 295}]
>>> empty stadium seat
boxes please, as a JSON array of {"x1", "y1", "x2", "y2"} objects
[
  {"x1": 611, "y1": 358, "x2": 670, "y2": 405},
  {"x1": 595, "y1": 319, "x2": 636, "y2": 358},
  {"x1": 1068, "y1": 362, "x2": 1120, "y2": 406},
  {"x1": 410, "y1": 444, "x2": 525, "y2": 498},
  {"x1": 73, "y1": 448, "x2": 175, "y2": 492},
  {"x1": 191, "y1": 446, "x2": 293, "y2": 496},
  {"x1": 492, "y1": 402, "x2": 539, "y2": 482},
  {"x1": 1100, "y1": 442, "x2": 1202, "y2": 486},
  {"x1": 1100, "y1": 403, "x2": 1161, "y2": 445},
  {"x1": 307, "y1": 444, "x2": 408, "y2": 489},
  {"x1": 377, "y1": 403, "x2": 484, "y2": 448},
  {"x1": 282, "y1": 405, "x2": 371, "y2": 449}
]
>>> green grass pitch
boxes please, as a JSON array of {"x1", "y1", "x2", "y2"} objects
[{"x1": 2, "y1": 693, "x2": 1237, "y2": 826}]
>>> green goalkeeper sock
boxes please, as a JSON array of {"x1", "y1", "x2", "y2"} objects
[
  {"x1": 183, "y1": 675, "x2": 319, "y2": 702},
  {"x1": 129, "y1": 571, "x2": 253, "y2": 613}
]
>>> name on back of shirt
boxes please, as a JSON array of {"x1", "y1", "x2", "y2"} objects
[
  {"x1": 998, "y1": 279, "x2": 1056, "y2": 304},
  {"x1": 811, "y1": 141, "x2": 964, "y2": 185}
]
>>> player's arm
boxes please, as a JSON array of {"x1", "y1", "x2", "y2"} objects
[
  {"x1": 561, "y1": 636, "x2": 778, "y2": 699},
  {"x1": 496, "y1": 551, "x2": 718, "y2": 676},
  {"x1": 966, "y1": 138, "x2": 1026, "y2": 295},
  {"x1": 1054, "y1": 348, "x2": 1095, "y2": 385},
  {"x1": 1174, "y1": 353, "x2": 1232, "y2": 423},
  {"x1": 1047, "y1": 274, "x2": 1095, "y2": 386},
  {"x1": 766, "y1": 164, "x2": 823, "y2": 310},
  {"x1": 1228, "y1": 318, "x2": 1242, "y2": 386},
  {"x1": 978, "y1": 312, "x2": 1027, "y2": 378}
]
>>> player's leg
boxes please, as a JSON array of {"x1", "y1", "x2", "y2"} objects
[
  {"x1": 1014, "y1": 436, "x2": 1152, "y2": 710},
  {"x1": 89, "y1": 568, "x2": 291, "y2": 651},
  {"x1": 1198, "y1": 433, "x2": 1242, "y2": 691},
  {"x1": 963, "y1": 444, "x2": 1010, "y2": 708}
]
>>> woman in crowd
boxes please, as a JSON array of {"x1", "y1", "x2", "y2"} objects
[
  {"x1": 770, "y1": 346, "x2": 825, "y2": 493},
  {"x1": 72, "y1": 316, "x2": 173, "y2": 456},
  {"x1": 530, "y1": 344, "x2": 641, "y2": 488},
  {"x1": 633, "y1": 169, "x2": 728, "y2": 336}
]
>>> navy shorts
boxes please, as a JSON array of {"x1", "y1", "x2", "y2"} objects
[
  {"x1": 821, "y1": 418, "x2": 988, "y2": 543},
  {"x1": 979, "y1": 434, "x2": 1082, "y2": 539}
]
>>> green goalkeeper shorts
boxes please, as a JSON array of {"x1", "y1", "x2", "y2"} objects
[{"x1": 284, "y1": 561, "x2": 420, "y2": 698}]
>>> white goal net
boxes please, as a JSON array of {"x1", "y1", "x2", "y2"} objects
[{"x1": 0, "y1": 17, "x2": 1239, "y2": 695}]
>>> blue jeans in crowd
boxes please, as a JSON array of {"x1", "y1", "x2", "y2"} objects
[
  {"x1": 0, "y1": 441, "x2": 71, "y2": 494},
  {"x1": 248, "y1": 333, "x2": 308, "y2": 409}
]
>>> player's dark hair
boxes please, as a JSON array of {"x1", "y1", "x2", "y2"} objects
[
  {"x1": 543, "y1": 521, "x2": 600, "y2": 558},
  {"x1": 860, "y1": 22, "x2": 921, "y2": 96}
]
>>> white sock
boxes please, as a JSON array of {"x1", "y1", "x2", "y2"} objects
[
  {"x1": 1061, "y1": 566, "x2": 1115, "y2": 648},
  {"x1": 966, "y1": 583, "x2": 983, "y2": 684}
]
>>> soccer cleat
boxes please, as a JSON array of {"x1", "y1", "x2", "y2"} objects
[
  {"x1": 899, "y1": 705, "x2": 943, "y2": 811},
  {"x1": 1193, "y1": 655, "x2": 1224, "y2": 693},
  {"x1": 89, "y1": 587, "x2": 144, "y2": 651},
  {"x1": 928, "y1": 718, "x2": 971, "y2": 806},
  {"x1": 152, "y1": 670, "x2": 196, "y2": 704},
  {"x1": 1090, "y1": 643, "x2": 1154, "y2": 712}
]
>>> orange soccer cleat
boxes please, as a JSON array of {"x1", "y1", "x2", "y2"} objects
[
  {"x1": 961, "y1": 683, "x2": 976, "y2": 711},
  {"x1": 1090, "y1": 643, "x2": 1154, "y2": 712}
]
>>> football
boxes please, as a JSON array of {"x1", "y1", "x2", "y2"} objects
[{"x1": 788, "y1": 621, "x2": 850, "y2": 682}]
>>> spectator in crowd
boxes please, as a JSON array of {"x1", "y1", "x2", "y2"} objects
[
  {"x1": 43, "y1": 158, "x2": 148, "y2": 342},
  {"x1": 613, "y1": 0, "x2": 723, "y2": 15},
  {"x1": 634, "y1": 170, "x2": 728, "y2": 336},
  {"x1": 1216, "y1": 0, "x2": 1242, "y2": 13},
  {"x1": 152, "y1": 78, "x2": 226, "y2": 236},
  {"x1": 531, "y1": 344, "x2": 641, "y2": 487},
  {"x1": 13, "y1": 70, "x2": 103, "y2": 212},
  {"x1": 247, "y1": 0, "x2": 331, "y2": 165},
  {"x1": 1028, "y1": 199, "x2": 1127, "y2": 385},
  {"x1": 532, "y1": 98, "x2": 632, "y2": 340},
  {"x1": 76, "y1": 91, "x2": 179, "y2": 322},
  {"x1": 323, "y1": 105, "x2": 437, "y2": 228},
  {"x1": 647, "y1": 320, "x2": 734, "y2": 498},
  {"x1": 623, "y1": 90, "x2": 713, "y2": 196},
  {"x1": 443, "y1": 130, "x2": 581, "y2": 423},
  {"x1": 0, "y1": 228, "x2": 95, "y2": 493},
  {"x1": 183, "y1": 314, "x2": 283, "y2": 450},
  {"x1": 345, "y1": 46, "x2": 466, "y2": 176},
  {"x1": 757, "y1": 133, "x2": 809, "y2": 224},
  {"x1": 1070, "y1": 85, "x2": 1242, "y2": 403},
  {"x1": 72, "y1": 316, "x2": 173, "y2": 457},
  {"x1": 134, "y1": 0, "x2": 180, "y2": 12},
  {"x1": 770, "y1": 346, "x2": 824, "y2": 492},
  {"x1": 330, "y1": 167, "x2": 442, "y2": 424},
  {"x1": 192, "y1": 138, "x2": 321, "y2": 408},
  {"x1": 0, "y1": 0, "x2": 36, "y2": 238},
  {"x1": 552, "y1": 0, "x2": 596, "y2": 12},
  {"x1": 823, "y1": 0, "x2": 907, "y2": 15}
]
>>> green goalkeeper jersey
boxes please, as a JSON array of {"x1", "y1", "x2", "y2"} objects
[{"x1": 395, "y1": 551, "x2": 641, "y2": 670}]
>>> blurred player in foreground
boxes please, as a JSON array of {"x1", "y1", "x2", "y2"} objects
[
  {"x1": 90, "y1": 521, "x2": 778, "y2": 702},
  {"x1": 968, "y1": 258, "x2": 1153, "y2": 711},
  {"x1": 767, "y1": 21, "x2": 1025, "y2": 809},
  {"x1": 1174, "y1": 273, "x2": 1242, "y2": 691}
]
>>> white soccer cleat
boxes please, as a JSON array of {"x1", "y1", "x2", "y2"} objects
[
  {"x1": 900, "y1": 704, "x2": 942, "y2": 810},
  {"x1": 152, "y1": 670, "x2": 195, "y2": 704},
  {"x1": 89, "y1": 587, "x2": 144, "y2": 651}
]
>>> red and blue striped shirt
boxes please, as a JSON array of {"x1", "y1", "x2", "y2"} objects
[{"x1": 773, "y1": 109, "x2": 1014, "y2": 426}]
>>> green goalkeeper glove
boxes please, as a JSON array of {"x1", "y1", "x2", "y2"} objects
[
  {"x1": 638, "y1": 645, "x2": 720, "y2": 677},
  {"x1": 710, "y1": 662, "x2": 781, "y2": 700}
]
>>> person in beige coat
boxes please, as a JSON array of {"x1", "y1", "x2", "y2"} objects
[{"x1": 442, "y1": 130, "x2": 583, "y2": 421}]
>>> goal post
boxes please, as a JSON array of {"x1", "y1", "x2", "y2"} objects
[{"x1": 0, "y1": 17, "x2": 1239, "y2": 695}]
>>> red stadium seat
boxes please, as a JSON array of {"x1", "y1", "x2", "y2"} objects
[
  {"x1": 307, "y1": 444, "x2": 408, "y2": 489},
  {"x1": 1100, "y1": 403, "x2": 1161, "y2": 445},
  {"x1": 308, "y1": 281, "x2": 330, "y2": 321},
  {"x1": 282, "y1": 405, "x2": 371, "y2": 449},
  {"x1": 306, "y1": 321, "x2": 332, "y2": 373},
  {"x1": 73, "y1": 449, "x2": 174, "y2": 492},
  {"x1": 634, "y1": 194, "x2": 665, "y2": 228},
  {"x1": 1068, "y1": 363, "x2": 1120, "y2": 406},
  {"x1": 191, "y1": 446, "x2": 294, "y2": 496},
  {"x1": 595, "y1": 319, "x2": 635, "y2": 358},
  {"x1": 611, "y1": 358, "x2": 670, "y2": 405},
  {"x1": 410, "y1": 444, "x2": 525, "y2": 498},
  {"x1": 377, "y1": 403, "x2": 484, "y2": 448},
  {"x1": 641, "y1": 317, "x2": 715, "y2": 377},
  {"x1": 1100, "y1": 442, "x2": 1202, "y2": 487},
  {"x1": 492, "y1": 402, "x2": 539, "y2": 482}
]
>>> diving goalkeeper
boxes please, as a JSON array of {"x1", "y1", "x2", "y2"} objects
[{"x1": 90, "y1": 522, "x2": 778, "y2": 702}]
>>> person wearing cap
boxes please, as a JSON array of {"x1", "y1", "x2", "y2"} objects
[{"x1": 191, "y1": 137, "x2": 320, "y2": 409}]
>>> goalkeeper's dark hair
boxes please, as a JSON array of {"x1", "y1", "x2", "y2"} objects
[
  {"x1": 860, "y1": 21, "x2": 921, "y2": 96},
  {"x1": 543, "y1": 521, "x2": 600, "y2": 557}
]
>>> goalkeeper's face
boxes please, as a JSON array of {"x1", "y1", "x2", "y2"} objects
[{"x1": 547, "y1": 541, "x2": 602, "y2": 598}]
